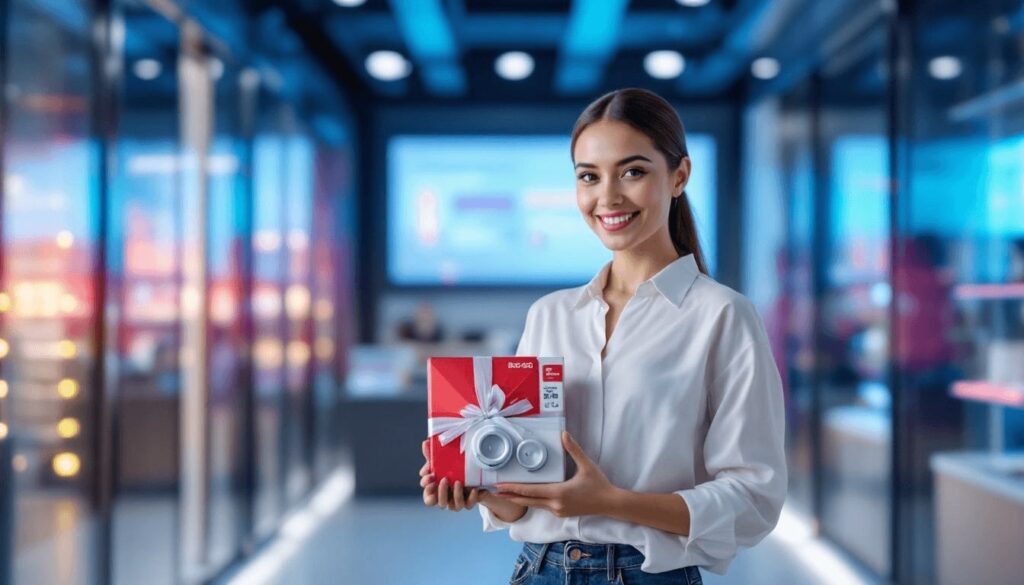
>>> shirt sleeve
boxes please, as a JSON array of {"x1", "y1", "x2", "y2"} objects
[
  {"x1": 480, "y1": 498, "x2": 538, "y2": 532},
  {"x1": 674, "y1": 298, "x2": 788, "y2": 572},
  {"x1": 479, "y1": 301, "x2": 539, "y2": 532}
]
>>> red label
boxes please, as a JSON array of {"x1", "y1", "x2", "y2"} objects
[{"x1": 542, "y1": 364, "x2": 563, "y2": 382}]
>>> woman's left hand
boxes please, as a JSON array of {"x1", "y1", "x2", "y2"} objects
[{"x1": 495, "y1": 430, "x2": 619, "y2": 518}]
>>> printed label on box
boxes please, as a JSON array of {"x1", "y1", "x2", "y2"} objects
[
  {"x1": 541, "y1": 382, "x2": 562, "y2": 413},
  {"x1": 542, "y1": 364, "x2": 563, "y2": 382}
]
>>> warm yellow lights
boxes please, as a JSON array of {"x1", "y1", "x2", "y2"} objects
[
  {"x1": 56, "y1": 230, "x2": 74, "y2": 249},
  {"x1": 314, "y1": 299, "x2": 334, "y2": 321},
  {"x1": 11, "y1": 281, "x2": 64, "y2": 318},
  {"x1": 254, "y1": 337, "x2": 284, "y2": 370},
  {"x1": 60, "y1": 293, "x2": 78, "y2": 314},
  {"x1": 0, "y1": 338, "x2": 9, "y2": 359},
  {"x1": 52, "y1": 452, "x2": 81, "y2": 477},
  {"x1": 0, "y1": 379, "x2": 7, "y2": 399},
  {"x1": 285, "y1": 285, "x2": 311, "y2": 320},
  {"x1": 0, "y1": 423, "x2": 8, "y2": 440},
  {"x1": 58, "y1": 378, "x2": 79, "y2": 399},
  {"x1": 287, "y1": 341, "x2": 311, "y2": 367},
  {"x1": 57, "y1": 418, "x2": 80, "y2": 439},
  {"x1": 314, "y1": 337, "x2": 335, "y2": 361},
  {"x1": 0, "y1": 292, "x2": 10, "y2": 312},
  {"x1": 57, "y1": 340, "x2": 77, "y2": 359}
]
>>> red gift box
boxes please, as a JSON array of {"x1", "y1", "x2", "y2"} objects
[{"x1": 427, "y1": 356, "x2": 565, "y2": 487}]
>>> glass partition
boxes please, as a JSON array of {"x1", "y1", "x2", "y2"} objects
[{"x1": 1, "y1": 1, "x2": 100, "y2": 583}]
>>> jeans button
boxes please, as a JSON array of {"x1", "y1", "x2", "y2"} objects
[{"x1": 568, "y1": 548, "x2": 582, "y2": 561}]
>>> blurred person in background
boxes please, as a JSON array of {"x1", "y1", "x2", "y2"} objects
[
  {"x1": 419, "y1": 88, "x2": 786, "y2": 584},
  {"x1": 396, "y1": 301, "x2": 446, "y2": 343}
]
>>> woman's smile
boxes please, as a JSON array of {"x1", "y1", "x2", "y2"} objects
[{"x1": 596, "y1": 211, "x2": 640, "y2": 232}]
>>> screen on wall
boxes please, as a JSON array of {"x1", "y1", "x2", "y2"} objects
[{"x1": 387, "y1": 134, "x2": 717, "y2": 286}]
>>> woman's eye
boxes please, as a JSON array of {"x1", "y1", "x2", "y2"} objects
[
  {"x1": 578, "y1": 172, "x2": 596, "y2": 182},
  {"x1": 624, "y1": 168, "x2": 646, "y2": 178}
]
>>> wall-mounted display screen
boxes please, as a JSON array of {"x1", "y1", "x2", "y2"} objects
[{"x1": 387, "y1": 134, "x2": 717, "y2": 286}]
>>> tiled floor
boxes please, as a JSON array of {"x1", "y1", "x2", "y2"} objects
[{"x1": 234, "y1": 488, "x2": 881, "y2": 585}]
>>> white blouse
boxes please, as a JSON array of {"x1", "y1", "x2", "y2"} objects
[{"x1": 479, "y1": 253, "x2": 787, "y2": 575}]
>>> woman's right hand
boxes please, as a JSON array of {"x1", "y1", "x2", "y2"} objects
[{"x1": 420, "y1": 439, "x2": 527, "y2": 521}]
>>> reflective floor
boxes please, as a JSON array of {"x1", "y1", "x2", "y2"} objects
[{"x1": 223, "y1": 470, "x2": 882, "y2": 585}]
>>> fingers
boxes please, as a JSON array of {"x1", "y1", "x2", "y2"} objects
[
  {"x1": 437, "y1": 477, "x2": 450, "y2": 508},
  {"x1": 561, "y1": 431, "x2": 587, "y2": 466},
  {"x1": 452, "y1": 481, "x2": 465, "y2": 511},
  {"x1": 421, "y1": 439, "x2": 430, "y2": 462},
  {"x1": 419, "y1": 460, "x2": 430, "y2": 477},
  {"x1": 496, "y1": 483, "x2": 540, "y2": 498},
  {"x1": 422, "y1": 479, "x2": 438, "y2": 506},
  {"x1": 476, "y1": 488, "x2": 494, "y2": 505},
  {"x1": 497, "y1": 494, "x2": 539, "y2": 511},
  {"x1": 422, "y1": 474, "x2": 481, "y2": 512}
]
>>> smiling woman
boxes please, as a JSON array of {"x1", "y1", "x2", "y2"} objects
[{"x1": 419, "y1": 88, "x2": 787, "y2": 585}]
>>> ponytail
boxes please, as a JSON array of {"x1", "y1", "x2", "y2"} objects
[{"x1": 669, "y1": 191, "x2": 709, "y2": 275}]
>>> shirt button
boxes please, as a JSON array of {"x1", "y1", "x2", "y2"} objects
[{"x1": 568, "y1": 548, "x2": 582, "y2": 561}]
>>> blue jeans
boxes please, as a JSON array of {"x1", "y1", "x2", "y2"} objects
[{"x1": 508, "y1": 540, "x2": 703, "y2": 585}]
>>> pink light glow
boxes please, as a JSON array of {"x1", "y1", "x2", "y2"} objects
[{"x1": 951, "y1": 380, "x2": 1024, "y2": 407}]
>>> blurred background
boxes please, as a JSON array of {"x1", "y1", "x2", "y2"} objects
[{"x1": 0, "y1": 0, "x2": 1021, "y2": 584}]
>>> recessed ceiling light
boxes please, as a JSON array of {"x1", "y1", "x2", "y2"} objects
[
  {"x1": 333, "y1": 0, "x2": 367, "y2": 7},
  {"x1": 644, "y1": 51, "x2": 685, "y2": 79},
  {"x1": 495, "y1": 52, "x2": 534, "y2": 81},
  {"x1": 133, "y1": 59, "x2": 162, "y2": 80},
  {"x1": 928, "y1": 56, "x2": 962, "y2": 80},
  {"x1": 365, "y1": 51, "x2": 412, "y2": 81},
  {"x1": 751, "y1": 57, "x2": 780, "y2": 80},
  {"x1": 676, "y1": 0, "x2": 711, "y2": 6}
]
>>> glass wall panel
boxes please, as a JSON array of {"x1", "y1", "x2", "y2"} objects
[
  {"x1": 251, "y1": 88, "x2": 289, "y2": 540},
  {"x1": 108, "y1": 3, "x2": 181, "y2": 584},
  {"x1": 1, "y1": 1, "x2": 99, "y2": 583},
  {"x1": 283, "y1": 128, "x2": 314, "y2": 506},
  {"x1": 742, "y1": 82, "x2": 819, "y2": 520},
  {"x1": 816, "y1": 28, "x2": 893, "y2": 579},
  {"x1": 311, "y1": 134, "x2": 355, "y2": 480},
  {"x1": 904, "y1": 2, "x2": 1024, "y2": 584},
  {"x1": 204, "y1": 53, "x2": 249, "y2": 573}
]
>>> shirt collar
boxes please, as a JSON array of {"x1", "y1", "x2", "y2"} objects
[{"x1": 572, "y1": 253, "x2": 701, "y2": 310}]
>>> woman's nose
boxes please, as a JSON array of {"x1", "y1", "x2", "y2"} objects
[{"x1": 597, "y1": 181, "x2": 624, "y2": 206}]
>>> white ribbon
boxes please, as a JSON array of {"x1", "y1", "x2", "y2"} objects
[{"x1": 427, "y1": 357, "x2": 533, "y2": 453}]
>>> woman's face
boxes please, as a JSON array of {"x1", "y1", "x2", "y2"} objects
[{"x1": 573, "y1": 119, "x2": 690, "y2": 254}]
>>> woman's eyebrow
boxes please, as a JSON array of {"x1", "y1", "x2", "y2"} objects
[{"x1": 574, "y1": 154, "x2": 653, "y2": 169}]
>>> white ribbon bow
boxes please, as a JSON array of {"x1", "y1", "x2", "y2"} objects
[{"x1": 427, "y1": 357, "x2": 534, "y2": 453}]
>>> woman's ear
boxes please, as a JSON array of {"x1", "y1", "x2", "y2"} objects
[{"x1": 673, "y1": 156, "x2": 692, "y2": 194}]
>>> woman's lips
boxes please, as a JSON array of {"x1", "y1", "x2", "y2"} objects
[{"x1": 597, "y1": 211, "x2": 639, "y2": 232}]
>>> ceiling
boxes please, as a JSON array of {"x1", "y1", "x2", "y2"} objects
[{"x1": 261, "y1": 0, "x2": 808, "y2": 102}]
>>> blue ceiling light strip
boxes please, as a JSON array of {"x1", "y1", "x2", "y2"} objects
[
  {"x1": 389, "y1": 0, "x2": 466, "y2": 95},
  {"x1": 555, "y1": 0, "x2": 629, "y2": 95}
]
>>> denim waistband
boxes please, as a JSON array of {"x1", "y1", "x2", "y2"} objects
[{"x1": 521, "y1": 540, "x2": 646, "y2": 580}]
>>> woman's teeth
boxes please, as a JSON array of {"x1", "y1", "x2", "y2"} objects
[{"x1": 600, "y1": 212, "x2": 638, "y2": 227}]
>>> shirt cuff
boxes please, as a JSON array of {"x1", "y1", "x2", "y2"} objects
[{"x1": 675, "y1": 487, "x2": 738, "y2": 563}]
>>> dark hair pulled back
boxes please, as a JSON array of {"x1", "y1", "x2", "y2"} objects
[{"x1": 570, "y1": 87, "x2": 708, "y2": 275}]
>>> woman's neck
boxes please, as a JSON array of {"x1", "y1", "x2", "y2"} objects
[{"x1": 605, "y1": 236, "x2": 680, "y2": 296}]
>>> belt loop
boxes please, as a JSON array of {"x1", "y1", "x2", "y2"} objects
[
  {"x1": 533, "y1": 542, "x2": 552, "y2": 575},
  {"x1": 607, "y1": 544, "x2": 615, "y2": 581}
]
